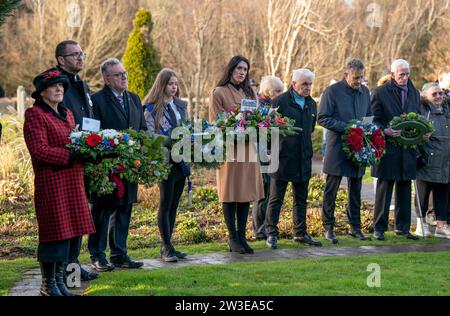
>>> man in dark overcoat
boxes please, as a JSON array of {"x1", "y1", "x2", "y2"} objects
[
  {"x1": 264, "y1": 68, "x2": 322, "y2": 249},
  {"x1": 55, "y1": 40, "x2": 98, "y2": 281},
  {"x1": 88, "y1": 58, "x2": 147, "y2": 270},
  {"x1": 371, "y1": 59, "x2": 430, "y2": 241},
  {"x1": 55, "y1": 40, "x2": 94, "y2": 128},
  {"x1": 318, "y1": 58, "x2": 372, "y2": 243}
]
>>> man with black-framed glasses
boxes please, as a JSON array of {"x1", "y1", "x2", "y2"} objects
[
  {"x1": 54, "y1": 40, "x2": 99, "y2": 283},
  {"x1": 88, "y1": 58, "x2": 146, "y2": 271},
  {"x1": 55, "y1": 40, "x2": 94, "y2": 128}
]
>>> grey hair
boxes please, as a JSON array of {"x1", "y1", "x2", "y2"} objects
[
  {"x1": 259, "y1": 76, "x2": 284, "y2": 96},
  {"x1": 292, "y1": 68, "x2": 315, "y2": 82},
  {"x1": 391, "y1": 59, "x2": 410, "y2": 73},
  {"x1": 100, "y1": 58, "x2": 122, "y2": 75},
  {"x1": 344, "y1": 58, "x2": 365, "y2": 72},
  {"x1": 421, "y1": 82, "x2": 440, "y2": 92}
]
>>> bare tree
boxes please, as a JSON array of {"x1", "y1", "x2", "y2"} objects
[{"x1": 0, "y1": 0, "x2": 139, "y2": 92}]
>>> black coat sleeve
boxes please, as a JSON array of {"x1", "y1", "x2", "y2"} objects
[
  {"x1": 133, "y1": 94, "x2": 147, "y2": 131},
  {"x1": 371, "y1": 87, "x2": 387, "y2": 130},
  {"x1": 91, "y1": 94, "x2": 103, "y2": 122},
  {"x1": 311, "y1": 100, "x2": 317, "y2": 131},
  {"x1": 317, "y1": 88, "x2": 346, "y2": 133}
]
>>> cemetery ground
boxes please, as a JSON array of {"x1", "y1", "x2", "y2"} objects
[{"x1": 1, "y1": 116, "x2": 449, "y2": 296}]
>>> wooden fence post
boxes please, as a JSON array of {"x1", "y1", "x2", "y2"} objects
[{"x1": 17, "y1": 86, "x2": 26, "y2": 120}]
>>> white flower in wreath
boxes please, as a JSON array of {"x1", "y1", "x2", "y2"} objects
[
  {"x1": 100, "y1": 129, "x2": 120, "y2": 139},
  {"x1": 69, "y1": 131, "x2": 82, "y2": 142}
]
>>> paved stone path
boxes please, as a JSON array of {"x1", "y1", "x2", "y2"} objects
[{"x1": 8, "y1": 240, "x2": 450, "y2": 296}]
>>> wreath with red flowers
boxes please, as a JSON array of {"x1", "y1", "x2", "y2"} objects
[{"x1": 342, "y1": 120, "x2": 386, "y2": 167}]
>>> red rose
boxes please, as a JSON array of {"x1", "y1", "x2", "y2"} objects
[
  {"x1": 109, "y1": 140, "x2": 116, "y2": 147},
  {"x1": 350, "y1": 127, "x2": 363, "y2": 135},
  {"x1": 85, "y1": 134, "x2": 102, "y2": 147},
  {"x1": 275, "y1": 118, "x2": 287, "y2": 125}
]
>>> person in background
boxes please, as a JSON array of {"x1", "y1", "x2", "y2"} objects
[
  {"x1": 250, "y1": 79, "x2": 260, "y2": 97},
  {"x1": 55, "y1": 40, "x2": 94, "y2": 128},
  {"x1": 251, "y1": 75, "x2": 284, "y2": 240},
  {"x1": 415, "y1": 82, "x2": 450, "y2": 238},
  {"x1": 54, "y1": 39, "x2": 99, "y2": 283},
  {"x1": 143, "y1": 68, "x2": 189, "y2": 262}
]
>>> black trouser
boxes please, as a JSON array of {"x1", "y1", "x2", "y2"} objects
[
  {"x1": 88, "y1": 203, "x2": 133, "y2": 262},
  {"x1": 415, "y1": 179, "x2": 450, "y2": 221},
  {"x1": 38, "y1": 236, "x2": 82, "y2": 263},
  {"x1": 252, "y1": 173, "x2": 270, "y2": 238},
  {"x1": 265, "y1": 178, "x2": 309, "y2": 237},
  {"x1": 158, "y1": 165, "x2": 186, "y2": 246},
  {"x1": 322, "y1": 175, "x2": 362, "y2": 231},
  {"x1": 373, "y1": 179, "x2": 412, "y2": 233},
  {"x1": 109, "y1": 204, "x2": 133, "y2": 262}
]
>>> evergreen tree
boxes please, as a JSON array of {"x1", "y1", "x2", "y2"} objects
[
  {"x1": 123, "y1": 8, "x2": 161, "y2": 100},
  {"x1": 0, "y1": 0, "x2": 21, "y2": 26}
]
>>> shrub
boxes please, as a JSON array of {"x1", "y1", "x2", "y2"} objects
[{"x1": 123, "y1": 8, "x2": 161, "y2": 100}]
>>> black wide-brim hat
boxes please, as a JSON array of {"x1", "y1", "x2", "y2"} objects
[{"x1": 31, "y1": 67, "x2": 69, "y2": 100}]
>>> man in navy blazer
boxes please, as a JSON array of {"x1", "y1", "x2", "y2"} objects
[{"x1": 88, "y1": 58, "x2": 146, "y2": 271}]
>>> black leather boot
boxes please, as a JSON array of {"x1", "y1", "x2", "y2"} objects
[
  {"x1": 39, "y1": 262, "x2": 63, "y2": 296},
  {"x1": 237, "y1": 204, "x2": 254, "y2": 254},
  {"x1": 55, "y1": 262, "x2": 79, "y2": 296},
  {"x1": 223, "y1": 203, "x2": 246, "y2": 254}
]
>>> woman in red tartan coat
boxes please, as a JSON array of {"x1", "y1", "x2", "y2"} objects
[{"x1": 23, "y1": 68, "x2": 95, "y2": 296}]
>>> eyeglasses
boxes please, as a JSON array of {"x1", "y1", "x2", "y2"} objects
[
  {"x1": 431, "y1": 91, "x2": 444, "y2": 97},
  {"x1": 62, "y1": 52, "x2": 86, "y2": 60},
  {"x1": 107, "y1": 71, "x2": 128, "y2": 79},
  {"x1": 398, "y1": 73, "x2": 410, "y2": 78}
]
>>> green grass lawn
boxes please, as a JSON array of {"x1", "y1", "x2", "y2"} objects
[
  {"x1": 86, "y1": 251, "x2": 450, "y2": 296},
  {"x1": 0, "y1": 234, "x2": 444, "y2": 296},
  {"x1": 0, "y1": 258, "x2": 37, "y2": 296}
]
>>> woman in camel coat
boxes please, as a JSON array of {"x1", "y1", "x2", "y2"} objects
[{"x1": 209, "y1": 55, "x2": 264, "y2": 254}]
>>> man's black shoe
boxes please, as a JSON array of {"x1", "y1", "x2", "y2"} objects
[
  {"x1": 373, "y1": 231, "x2": 385, "y2": 241},
  {"x1": 174, "y1": 250, "x2": 188, "y2": 259},
  {"x1": 395, "y1": 231, "x2": 419, "y2": 240},
  {"x1": 111, "y1": 257, "x2": 144, "y2": 269},
  {"x1": 266, "y1": 235, "x2": 277, "y2": 249},
  {"x1": 324, "y1": 230, "x2": 338, "y2": 244},
  {"x1": 348, "y1": 228, "x2": 372, "y2": 241},
  {"x1": 91, "y1": 259, "x2": 115, "y2": 272},
  {"x1": 293, "y1": 233, "x2": 322, "y2": 247},
  {"x1": 80, "y1": 266, "x2": 99, "y2": 281}
]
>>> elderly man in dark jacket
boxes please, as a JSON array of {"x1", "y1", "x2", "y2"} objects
[
  {"x1": 265, "y1": 68, "x2": 322, "y2": 249},
  {"x1": 371, "y1": 59, "x2": 430, "y2": 241},
  {"x1": 318, "y1": 58, "x2": 372, "y2": 243},
  {"x1": 54, "y1": 40, "x2": 98, "y2": 282},
  {"x1": 88, "y1": 58, "x2": 147, "y2": 271}
]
